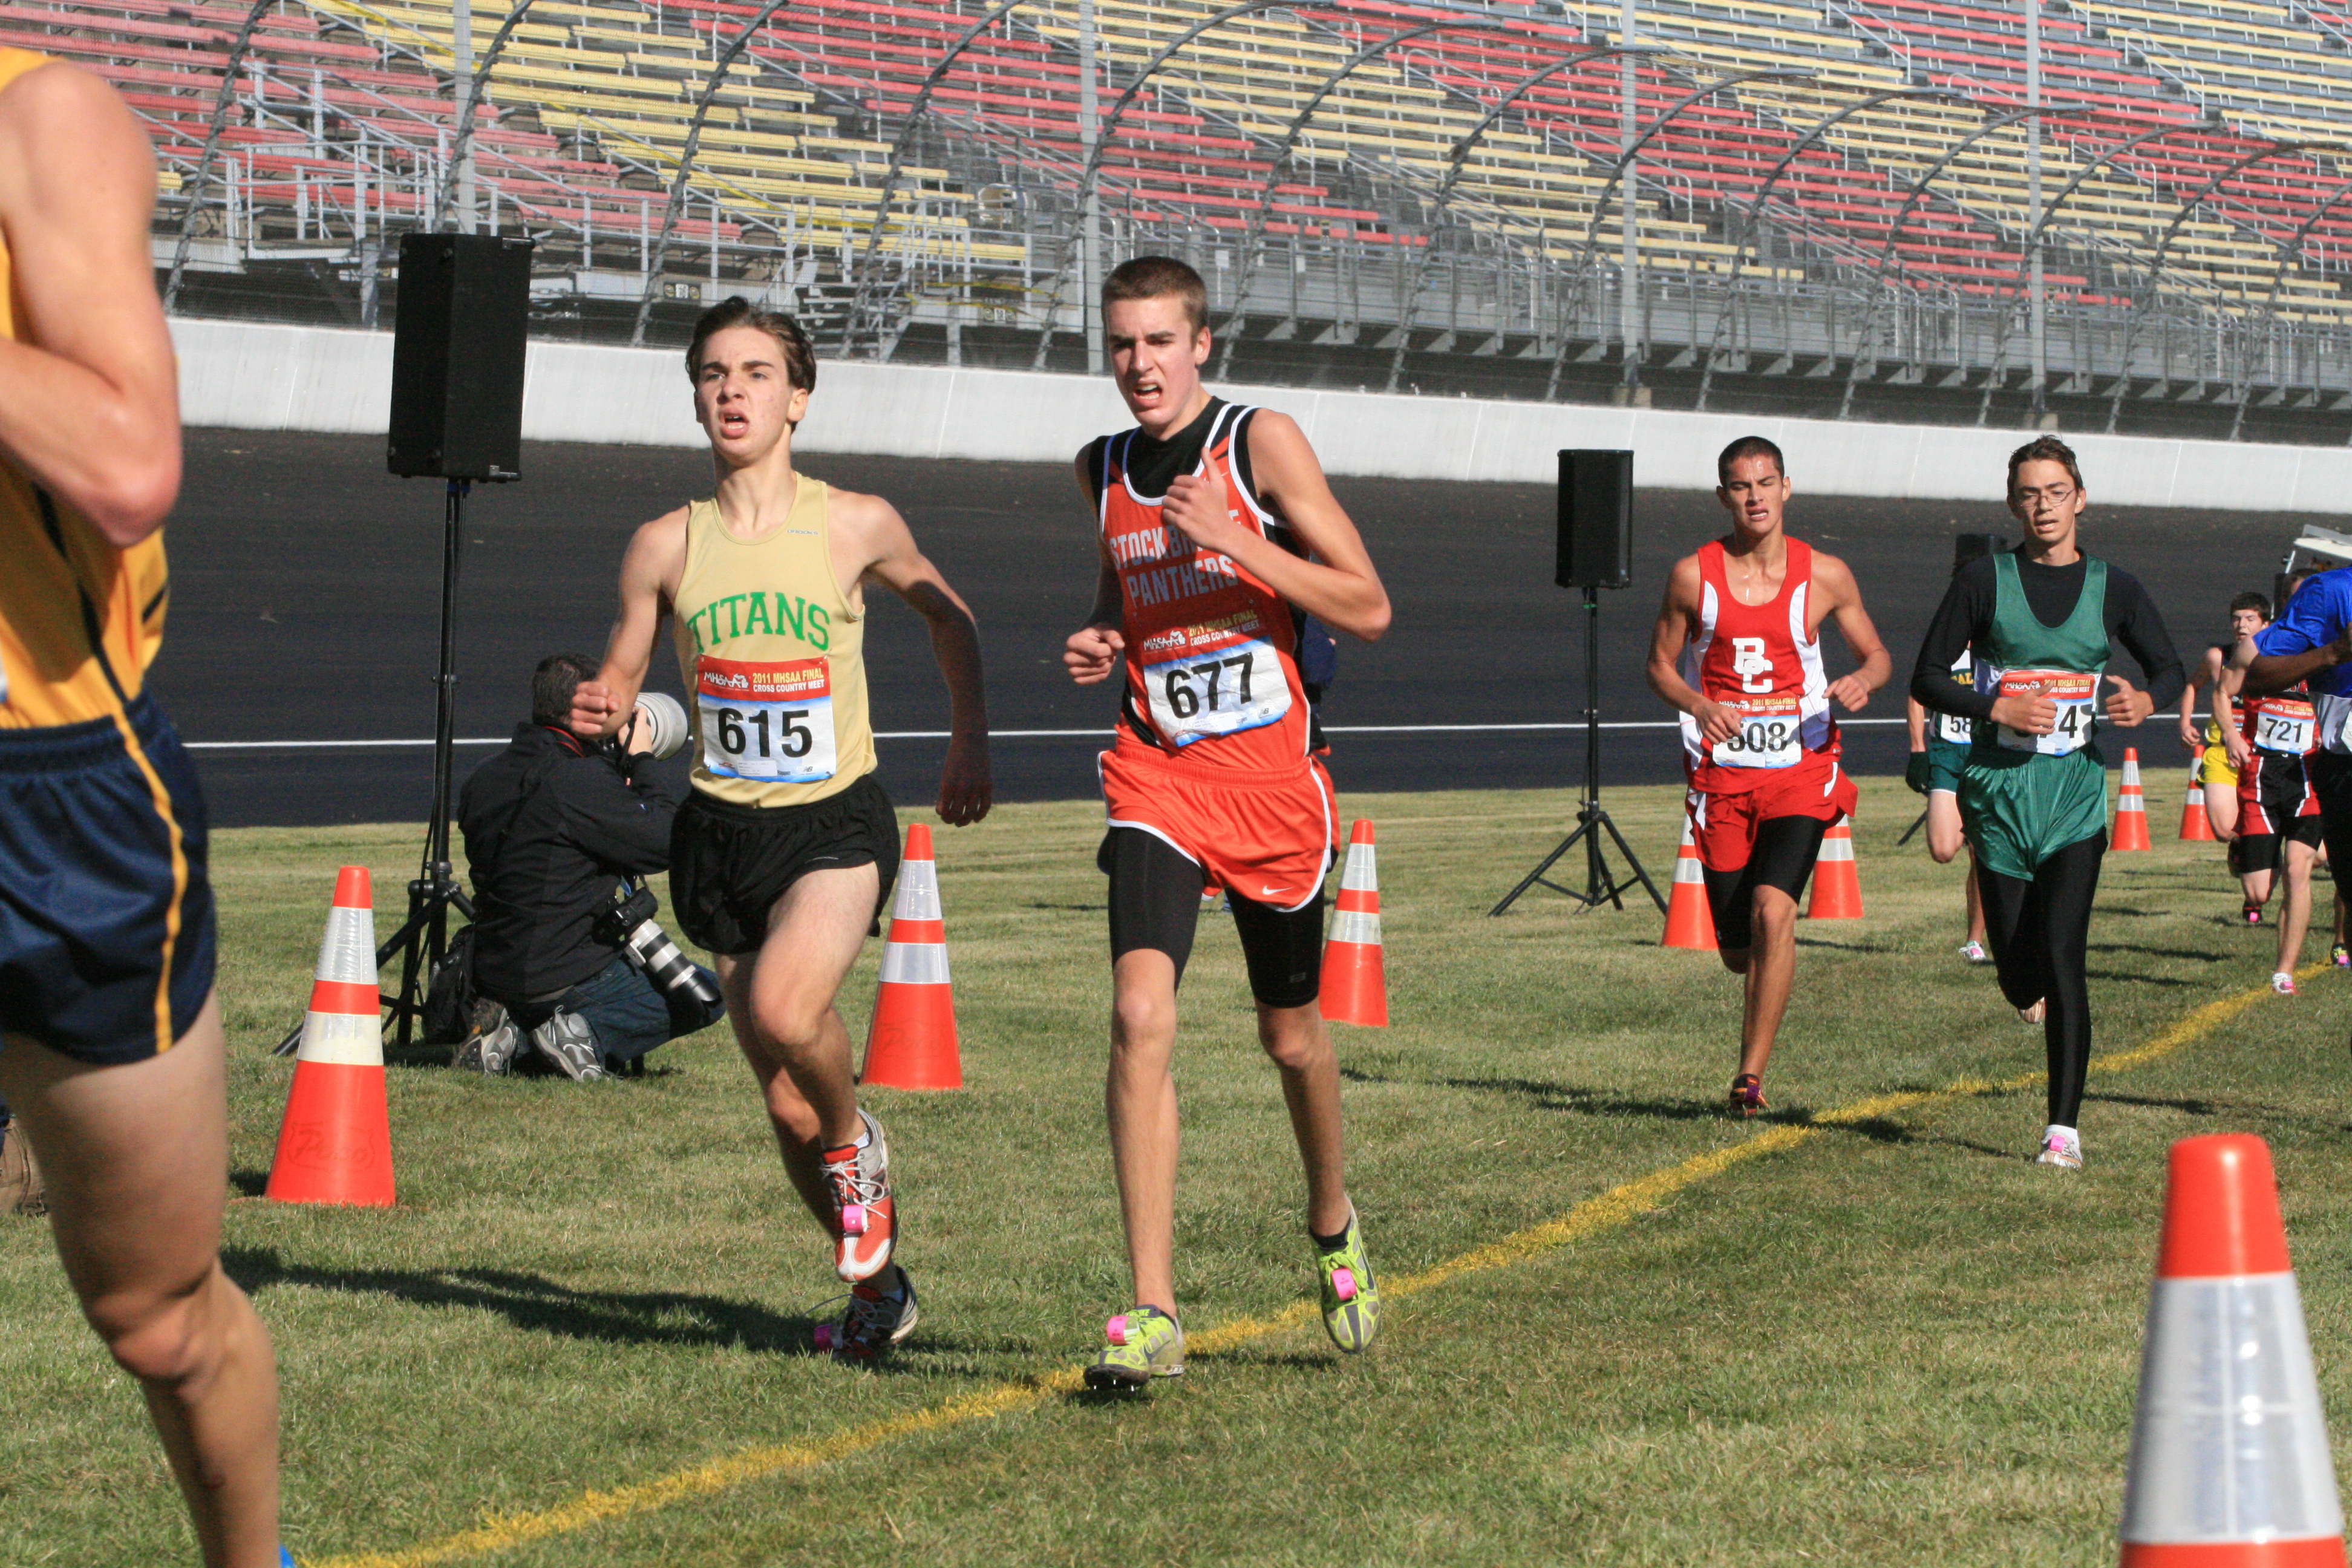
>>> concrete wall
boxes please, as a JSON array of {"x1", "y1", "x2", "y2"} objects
[{"x1": 171, "y1": 315, "x2": 2352, "y2": 512}]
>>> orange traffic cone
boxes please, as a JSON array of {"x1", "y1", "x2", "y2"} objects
[
  {"x1": 1662, "y1": 814, "x2": 1717, "y2": 951},
  {"x1": 1321, "y1": 820, "x2": 1387, "y2": 1027},
  {"x1": 2178, "y1": 763, "x2": 2216, "y2": 842},
  {"x1": 266, "y1": 866, "x2": 395, "y2": 1206},
  {"x1": 2114, "y1": 746, "x2": 2154, "y2": 852},
  {"x1": 2118, "y1": 1134, "x2": 2345, "y2": 1566},
  {"x1": 861, "y1": 823, "x2": 961, "y2": 1090},
  {"x1": 1805, "y1": 818, "x2": 1864, "y2": 920}
]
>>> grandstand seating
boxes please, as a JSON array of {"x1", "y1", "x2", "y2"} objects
[{"x1": 26, "y1": 0, "x2": 2352, "y2": 378}]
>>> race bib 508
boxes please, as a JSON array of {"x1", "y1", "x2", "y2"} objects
[{"x1": 1710, "y1": 694, "x2": 1804, "y2": 770}]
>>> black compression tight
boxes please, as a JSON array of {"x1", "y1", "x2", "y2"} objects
[{"x1": 1973, "y1": 831, "x2": 2106, "y2": 1128}]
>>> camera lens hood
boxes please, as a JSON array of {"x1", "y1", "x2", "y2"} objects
[{"x1": 633, "y1": 690, "x2": 691, "y2": 760}]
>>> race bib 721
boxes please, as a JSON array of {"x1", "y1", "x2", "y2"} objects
[
  {"x1": 696, "y1": 655, "x2": 837, "y2": 783},
  {"x1": 1995, "y1": 668, "x2": 2096, "y2": 756},
  {"x1": 2251, "y1": 696, "x2": 2318, "y2": 756}
]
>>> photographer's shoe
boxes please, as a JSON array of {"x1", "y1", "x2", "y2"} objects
[
  {"x1": 472, "y1": 1013, "x2": 523, "y2": 1076},
  {"x1": 530, "y1": 1010, "x2": 606, "y2": 1082},
  {"x1": 0, "y1": 1118, "x2": 45, "y2": 1217}
]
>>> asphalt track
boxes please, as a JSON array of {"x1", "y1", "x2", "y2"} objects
[{"x1": 154, "y1": 426, "x2": 2296, "y2": 828}]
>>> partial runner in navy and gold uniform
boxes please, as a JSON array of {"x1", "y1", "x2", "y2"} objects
[
  {"x1": 2234, "y1": 570, "x2": 2327, "y2": 993},
  {"x1": 0, "y1": 49, "x2": 287, "y2": 1567},
  {"x1": 1913, "y1": 437, "x2": 2183, "y2": 1173},
  {"x1": 1647, "y1": 436, "x2": 1890, "y2": 1118},
  {"x1": 1065, "y1": 256, "x2": 1392, "y2": 1390},
  {"x1": 573, "y1": 298, "x2": 990, "y2": 1365}
]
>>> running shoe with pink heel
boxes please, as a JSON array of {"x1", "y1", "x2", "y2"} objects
[
  {"x1": 821, "y1": 1108, "x2": 896, "y2": 1282},
  {"x1": 1313, "y1": 1204, "x2": 1381, "y2": 1353},
  {"x1": 1728, "y1": 1073, "x2": 1768, "y2": 1117},
  {"x1": 2272, "y1": 971, "x2": 2299, "y2": 996},
  {"x1": 815, "y1": 1265, "x2": 920, "y2": 1365},
  {"x1": 1085, "y1": 1305, "x2": 1184, "y2": 1391}
]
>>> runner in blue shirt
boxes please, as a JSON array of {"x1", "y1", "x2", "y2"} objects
[{"x1": 2243, "y1": 570, "x2": 2352, "y2": 912}]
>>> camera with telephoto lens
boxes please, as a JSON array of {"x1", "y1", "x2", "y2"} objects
[{"x1": 598, "y1": 883, "x2": 720, "y2": 1007}]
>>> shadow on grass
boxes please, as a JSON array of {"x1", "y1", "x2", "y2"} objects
[
  {"x1": 2085, "y1": 968, "x2": 2202, "y2": 988},
  {"x1": 221, "y1": 1246, "x2": 818, "y2": 1354},
  {"x1": 2085, "y1": 942, "x2": 2226, "y2": 964},
  {"x1": 1341, "y1": 1068, "x2": 1720, "y2": 1123}
]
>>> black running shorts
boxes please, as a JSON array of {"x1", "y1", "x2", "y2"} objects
[
  {"x1": 1700, "y1": 814, "x2": 1829, "y2": 951},
  {"x1": 668, "y1": 774, "x2": 900, "y2": 956},
  {"x1": 0, "y1": 695, "x2": 218, "y2": 1062},
  {"x1": 1100, "y1": 826, "x2": 1324, "y2": 1008}
]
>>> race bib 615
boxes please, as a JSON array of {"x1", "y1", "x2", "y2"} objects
[{"x1": 696, "y1": 655, "x2": 837, "y2": 783}]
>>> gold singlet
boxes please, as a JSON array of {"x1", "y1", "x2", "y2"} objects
[
  {"x1": 670, "y1": 479, "x2": 875, "y2": 808},
  {"x1": 0, "y1": 48, "x2": 171, "y2": 731}
]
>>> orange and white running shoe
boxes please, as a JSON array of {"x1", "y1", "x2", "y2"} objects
[{"x1": 822, "y1": 1108, "x2": 897, "y2": 1282}]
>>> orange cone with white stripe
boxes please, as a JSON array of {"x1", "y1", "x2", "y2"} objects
[
  {"x1": 2114, "y1": 746, "x2": 2154, "y2": 852},
  {"x1": 2118, "y1": 1134, "x2": 2345, "y2": 1567},
  {"x1": 861, "y1": 823, "x2": 961, "y2": 1090},
  {"x1": 1321, "y1": 819, "x2": 1387, "y2": 1027},
  {"x1": 266, "y1": 866, "x2": 395, "y2": 1206},
  {"x1": 1805, "y1": 818, "x2": 1864, "y2": 920},
  {"x1": 2179, "y1": 763, "x2": 2216, "y2": 842},
  {"x1": 1662, "y1": 815, "x2": 1717, "y2": 950}
]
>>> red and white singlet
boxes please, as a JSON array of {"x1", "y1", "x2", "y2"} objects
[
  {"x1": 1094, "y1": 402, "x2": 1333, "y2": 909},
  {"x1": 1679, "y1": 536, "x2": 1840, "y2": 794}
]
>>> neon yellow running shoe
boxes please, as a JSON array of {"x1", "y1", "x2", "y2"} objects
[
  {"x1": 1084, "y1": 1305, "x2": 1184, "y2": 1391},
  {"x1": 1315, "y1": 1206, "x2": 1382, "y2": 1353}
]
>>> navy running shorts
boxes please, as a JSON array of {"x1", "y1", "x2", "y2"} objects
[{"x1": 0, "y1": 694, "x2": 218, "y2": 1062}]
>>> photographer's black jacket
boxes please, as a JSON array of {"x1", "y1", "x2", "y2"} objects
[{"x1": 458, "y1": 724, "x2": 687, "y2": 1002}]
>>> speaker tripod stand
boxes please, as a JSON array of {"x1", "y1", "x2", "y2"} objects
[
  {"x1": 276, "y1": 480, "x2": 477, "y2": 1054},
  {"x1": 1490, "y1": 585, "x2": 1666, "y2": 917}
]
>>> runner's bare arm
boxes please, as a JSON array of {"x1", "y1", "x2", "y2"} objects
[
  {"x1": 1065, "y1": 455, "x2": 1125, "y2": 685},
  {"x1": 577, "y1": 509, "x2": 687, "y2": 736},
  {"x1": 1161, "y1": 412, "x2": 1390, "y2": 642},
  {"x1": 2239, "y1": 623, "x2": 2352, "y2": 698},
  {"x1": 0, "y1": 63, "x2": 180, "y2": 544},
  {"x1": 843, "y1": 491, "x2": 993, "y2": 826},
  {"x1": 1906, "y1": 694, "x2": 1929, "y2": 751},
  {"x1": 1644, "y1": 555, "x2": 1740, "y2": 745},
  {"x1": 2178, "y1": 648, "x2": 2215, "y2": 751},
  {"x1": 1811, "y1": 552, "x2": 1892, "y2": 713}
]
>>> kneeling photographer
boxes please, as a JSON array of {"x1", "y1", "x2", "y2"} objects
[{"x1": 457, "y1": 653, "x2": 724, "y2": 1079}]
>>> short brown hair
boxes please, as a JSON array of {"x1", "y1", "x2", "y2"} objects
[
  {"x1": 687, "y1": 296, "x2": 816, "y2": 393},
  {"x1": 2006, "y1": 435, "x2": 2084, "y2": 496},
  {"x1": 1102, "y1": 255, "x2": 1207, "y2": 334},
  {"x1": 1717, "y1": 435, "x2": 1785, "y2": 485}
]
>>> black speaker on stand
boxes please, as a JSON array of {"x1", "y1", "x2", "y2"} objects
[
  {"x1": 1491, "y1": 450, "x2": 1666, "y2": 917},
  {"x1": 279, "y1": 234, "x2": 533, "y2": 1055}
]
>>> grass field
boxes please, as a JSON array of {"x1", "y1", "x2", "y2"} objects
[{"x1": 5, "y1": 776, "x2": 2350, "y2": 1567}]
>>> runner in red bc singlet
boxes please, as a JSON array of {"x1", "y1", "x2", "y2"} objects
[
  {"x1": 1065, "y1": 256, "x2": 1392, "y2": 1391},
  {"x1": 1646, "y1": 436, "x2": 1890, "y2": 1116}
]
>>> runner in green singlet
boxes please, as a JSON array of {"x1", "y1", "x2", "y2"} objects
[{"x1": 1910, "y1": 438, "x2": 2184, "y2": 1172}]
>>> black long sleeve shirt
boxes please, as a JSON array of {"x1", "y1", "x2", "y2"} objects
[
  {"x1": 458, "y1": 724, "x2": 687, "y2": 1002},
  {"x1": 1910, "y1": 554, "x2": 2186, "y2": 746}
]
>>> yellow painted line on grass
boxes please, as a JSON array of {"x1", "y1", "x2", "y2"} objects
[{"x1": 313, "y1": 970, "x2": 2305, "y2": 1568}]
